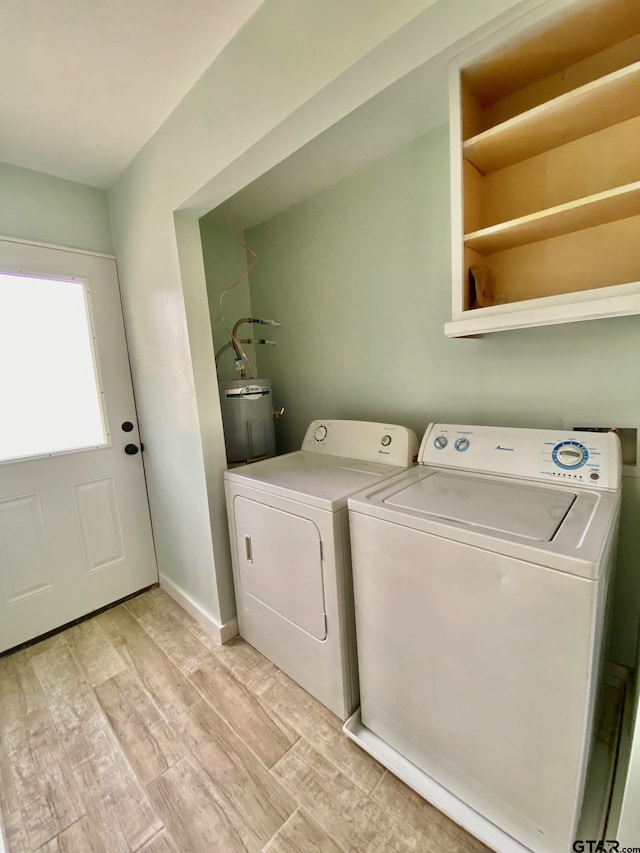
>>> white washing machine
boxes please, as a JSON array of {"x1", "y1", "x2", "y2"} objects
[
  {"x1": 344, "y1": 423, "x2": 622, "y2": 853},
  {"x1": 224, "y1": 419, "x2": 418, "y2": 720}
]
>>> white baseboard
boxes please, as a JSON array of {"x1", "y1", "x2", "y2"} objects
[
  {"x1": 219, "y1": 616, "x2": 240, "y2": 644},
  {"x1": 158, "y1": 573, "x2": 238, "y2": 645}
]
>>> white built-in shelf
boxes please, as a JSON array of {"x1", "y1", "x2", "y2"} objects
[
  {"x1": 464, "y1": 182, "x2": 640, "y2": 254},
  {"x1": 445, "y1": 282, "x2": 640, "y2": 337},
  {"x1": 463, "y1": 61, "x2": 640, "y2": 174},
  {"x1": 449, "y1": 0, "x2": 640, "y2": 337}
]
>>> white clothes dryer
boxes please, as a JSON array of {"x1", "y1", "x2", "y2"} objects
[
  {"x1": 344, "y1": 423, "x2": 622, "y2": 853},
  {"x1": 224, "y1": 419, "x2": 418, "y2": 720}
]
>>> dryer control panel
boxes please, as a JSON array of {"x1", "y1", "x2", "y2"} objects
[
  {"x1": 419, "y1": 424, "x2": 621, "y2": 491},
  {"x1": 302, "y1": 420, "x2": 418, "y2": 467}
]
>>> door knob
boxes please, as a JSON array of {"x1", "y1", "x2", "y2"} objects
[{"x1": 124, "y1": 443, "x2": 139, "y2": 455}]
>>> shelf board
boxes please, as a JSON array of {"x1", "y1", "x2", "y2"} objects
[
  {"x1": 445, "y1": 281, "x2": 640, "y2": 337},
  {"x1": 463, "y1": 61, "x2": 640, "y2": 174},
  {"x1": 464, "y1": 182, "x2": 640, "y2": 254}
]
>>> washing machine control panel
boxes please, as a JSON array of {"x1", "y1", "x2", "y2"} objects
[
  {"x1": 302, "y1": 420, "x2": 419, "y2": 467},
  {"x1": 420, "y1": 424, "x2": 621, "y2": 491}
]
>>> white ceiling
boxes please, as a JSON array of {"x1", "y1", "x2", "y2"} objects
[{"x1": 0, "y1": 0, "x2": 264, "y2": 188}]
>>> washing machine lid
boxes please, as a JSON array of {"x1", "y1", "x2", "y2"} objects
[
  {"x1": 225, "y1": 451, "x2": 403, "y2": 510},
  {"x1": 348, "y1": 465, "x2": 622, "y2": 579},
  {"x1": 385, "y1": 471, "x2": 576, "y2": 541}
]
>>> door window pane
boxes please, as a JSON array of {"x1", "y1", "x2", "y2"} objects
[{"x1": 0, "y1": 273, "x2": 107, "y2": 462}]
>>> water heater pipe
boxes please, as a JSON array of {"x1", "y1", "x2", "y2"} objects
[{"x1": 215, "y1": 338, "x2": 276, "y2": 367}]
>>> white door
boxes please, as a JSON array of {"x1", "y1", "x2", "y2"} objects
[{"x1": 0, "y1": 240, "x2": 157, "y2": 652}]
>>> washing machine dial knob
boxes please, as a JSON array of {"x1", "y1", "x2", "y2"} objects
[
  {"x1": 552, "y1": 441, "x2": 588, "y2": 469},
  {"x1": 381, "y1": 435, "x2": 392, "y2": 447},
  {"x1": 434, "y1": 435, "x2": 448, "y2": 449},
  {"x1": 314, "y1": 425, "x2": 328, "y2": 442},
  {"x1": 454, "y1": 437, "x2": 470, "y2": 452}
]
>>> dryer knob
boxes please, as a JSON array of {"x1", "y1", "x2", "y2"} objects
[
  {"x1": 314, "y1": 425, "x2": 328, "y2": 442},
  {"x1": 455, "y1": 437, "x2": 470, "y2": 452},
  {"x1": 434, "y1": 435, "x2": 448, "y2": 449}
]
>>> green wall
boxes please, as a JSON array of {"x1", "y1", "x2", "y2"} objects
[
  {"x1": 200, "y1": 211, "x2": 253, "y2": 381},
  {"x1": 0, "y1": 162, "x2": 113, "y2": 254},
  {"x1": 247, "y1": 123, "x2": 640, "y2": 667}
]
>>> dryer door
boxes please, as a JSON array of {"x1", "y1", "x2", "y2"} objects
[{"x1": 233, "y1": 497, "x2": 327, "y2": 640}]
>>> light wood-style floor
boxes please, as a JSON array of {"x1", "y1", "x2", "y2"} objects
[{"x1": 0, "y1": 587, "x2": 489, "y2": 853}]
